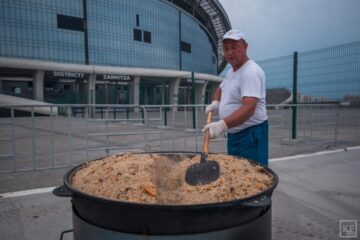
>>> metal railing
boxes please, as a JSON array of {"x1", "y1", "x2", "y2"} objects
[{"x1": 0, "y1": 103, "x2": 359, "y2": 173}]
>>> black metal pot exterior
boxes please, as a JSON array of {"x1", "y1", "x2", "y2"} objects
[
  {"x1": 53, "y1": 184, "x2": 72, "y2": 197},
  {"x1": 72, "y1": 205, "x2": 272, "y2": 240},
  {"x1": 59, "y1": 152, "x2": 278, "y2": 235}
]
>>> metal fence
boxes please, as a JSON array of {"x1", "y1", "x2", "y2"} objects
[
  {"x1": 1, "y1": 103, "x2": 359, "y2": 173},
  {"x1": 259, "y1": 41, "x2": 360, "y2": 106},
  {"x1": 258, "y1": 41, "x2": 360, "y2": 146}
]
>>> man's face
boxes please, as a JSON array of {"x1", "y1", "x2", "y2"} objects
[{"x1": 223, "y1": 39, "x2": 248, "y2": 70}]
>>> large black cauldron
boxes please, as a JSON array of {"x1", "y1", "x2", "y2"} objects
[{"x1": 54, "y1": 152, "x2": 278, "y2": 236}]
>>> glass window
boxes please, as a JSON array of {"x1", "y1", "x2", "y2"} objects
[
  {"x1": 133, "y1": 28, "x2": 142, "y2": 41},
  {"x1": 136, "y1": 14, "x2": 140, "y2": 27},
  {"x1": 12, "y1": 87, "x2": 21, "y2": 94},
  {"x1": 181, "y1": 41, "x2": 191, "y2": 53},
  {"x1": 57, "y1": 14, "x2": 84, "y2": 32},
  {"x1": 143, "y1": 31, "x2": 151, "y2": 43},
  {"x1": 28, "y1": 81, "x2": 33, "y2": 89},
  {"x1": 0, "y1": 0, "x2": 216, "y2": 74}
]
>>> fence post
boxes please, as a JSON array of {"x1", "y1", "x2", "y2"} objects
[
  {"x1": 142, "y1": 106, "x2": 149, "y2": 151},
  {"x1": 335, "y1": 104, "x2": 339, "y2": 144},
  {"x1": 292, "y1": 51, "x2": 298, "y2": 140},
  {"x1": 11, "y1": 108, "x2": 16, "y2": 172},
  {"x1": 191, "y1": 71, "x2": 196, "y2": 129},
  {"x1": 162, "y1": 79, "x2": 168, "y2": 126},
  {"x1": 141, "y1": 107, "x2": 145, "y2": 124}
]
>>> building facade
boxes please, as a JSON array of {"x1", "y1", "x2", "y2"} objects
[{"x1": 0, "y1": 0, "x2": 231, "y2": 105}]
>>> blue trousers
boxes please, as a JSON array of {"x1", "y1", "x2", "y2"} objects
[{"x1": 227, "y1": 120, "x2": 269, "y2": 166}]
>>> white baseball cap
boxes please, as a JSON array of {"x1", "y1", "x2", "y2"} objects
[{"x1": 222, "y1": 29, "x2": 246, "y2": 41}]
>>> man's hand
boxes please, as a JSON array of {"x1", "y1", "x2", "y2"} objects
[
  {"x1": 205, "y1": 100, "x2": 220, "y2": 113},
  {"x1": 202, "y1": 120, "x2": 228, "y2": 139}
]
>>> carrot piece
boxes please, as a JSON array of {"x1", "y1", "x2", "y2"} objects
[{"x1": 141, "y1": 184, "x2": 157, "y2": 197}]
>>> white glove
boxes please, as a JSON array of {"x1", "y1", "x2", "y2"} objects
[
  {"x1": 205, "y1": 100, "x2": 220, "y2": 113},
  {"x1": 202, "y1": 120, "x2": 228, "y2": 139}
]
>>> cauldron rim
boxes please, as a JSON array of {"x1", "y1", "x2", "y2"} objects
[{"x1": 63, "y1": 151, "x2": 279, "y2": 208}]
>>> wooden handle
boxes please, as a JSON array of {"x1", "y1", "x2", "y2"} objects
[{"x1": 203, "y1": 112, "x2": 212, "y2": 153}]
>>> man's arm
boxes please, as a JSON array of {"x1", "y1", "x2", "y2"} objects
[
  {"x1": 202, "y1": 96, "x2": 259, "y2": 139},
  {"x1": 206, "y1": 87, "x2": 222, "y2": 113},
  {"x1": 213, "y1": 87, "x2": 222, "y2": 101},
  {"x1": 223, "y1": 97, "x2": 258, "y2": 128}
]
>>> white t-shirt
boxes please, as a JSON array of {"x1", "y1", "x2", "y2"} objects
[{"x1": 219, "y1": 60, "x2": 267, "y2": 133}]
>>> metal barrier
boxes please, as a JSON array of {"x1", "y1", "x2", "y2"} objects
[
  {"x1": 267, "y1": 104, "x2": 341, "y2": 144},
  {"x1": 0, "y1": 108, "x2": 16, "y2": 168},
  {"x1": 0, "y1": 103, "x2": 359, "y2": 173}
]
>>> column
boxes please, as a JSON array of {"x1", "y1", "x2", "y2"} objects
[
  {"x1": 169, "y1": 78, "x2": 181, "y2": 111},
  {"x1": 87, "y1": 73, "x2": 96, "y2": 104},
  {"x1": 33, "y1": 70, "x2": 44, "y2": 101},
  {"x1": 131, "y1": 76, "x2": 140, "y2": 112},
  {"x1": 132, "y1": 76, "x2": 140, "y2": 105},
  {"x1": 0, "y1": 80, "x2": 3, "y2": 94},
  {"x1": 105, "y1": 83, "x2": 109, "y2": 104},
  {"x1": 195, "y1": 81, "x2": 208, "y2": 105}
]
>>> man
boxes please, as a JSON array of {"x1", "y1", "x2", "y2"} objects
[{"x1": 202, "y1": 29, "x2": 268, "y2": 166}]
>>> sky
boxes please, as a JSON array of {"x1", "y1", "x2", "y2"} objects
[{"x1": 218, "y1": 0, "x2": 360, "y2": 61}]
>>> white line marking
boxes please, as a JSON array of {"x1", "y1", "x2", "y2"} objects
[
  {"x1": 270, "y1": 145, "x2": 360, "y2": 162},
  {"x1": 1, "y1": 146, "x2": 359, "y2": 199},
  {"x1": 0, "y1": 186, "x2": 56, "y2": 199}
]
